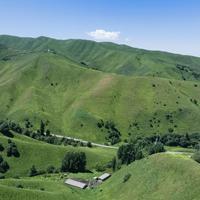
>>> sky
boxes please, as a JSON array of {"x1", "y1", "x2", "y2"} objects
[{"x1": 0, "y1": 0, "x2": 200, "y2": 56}]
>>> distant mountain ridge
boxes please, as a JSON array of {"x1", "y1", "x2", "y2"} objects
[{"x1": 0, "y1": 35, "x2": 200, "y2": 81}]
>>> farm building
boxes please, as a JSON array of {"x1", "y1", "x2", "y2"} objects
[
  {"x1": 98, "y1": 173, "x2": 111, "y2": 181},
  {"x1": 64, "y1": 178, "x2": 87, "y2": 189}
]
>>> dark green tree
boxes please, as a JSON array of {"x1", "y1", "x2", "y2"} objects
[
  {"x1": 61, "y1": 152, "x2": 86, "y2": 173},
  {"x1": 111, "y1": 156, "x2": 117, "y2": 171},
  {"x1": 0, "y1": 143, "x2": 4, "y2": 151}
]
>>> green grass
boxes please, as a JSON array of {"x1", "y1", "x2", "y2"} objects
[
  {"x1": 96, "y1": 153, "x2": 200, "y2": 200},
  {"x1": 1, "y1": 153, "x2": 200, "y2": 200},
  {"x1": 0, "y1": 133, "x2": 116, "y2": 177}
]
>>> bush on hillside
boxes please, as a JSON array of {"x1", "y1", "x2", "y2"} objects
[
  {"x1": 123, "y1": 173, "x2": 131, "y2": 183},
  {"x1": 46, "y1": 165, "x2": 55, "y2": 173},
  {"x1": 29, "y1": 165, "x2": 38, "y2": 177}
]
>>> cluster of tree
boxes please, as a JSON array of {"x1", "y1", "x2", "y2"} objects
[
  {"x1": 118, "y1": 137, "x2": 165, "y2": 165},
  {"x1": 7, "y1": 139, "x2": 20, "y2": 157},
  {"x1": 61, "y1": 152, "x2": 86, "y2": 173},
  {"x1": 28, "y1": 164, "x2": 60, "y2": 177},
  {"x1": 0, "y1": 155, "x2": 9, "y2": 174},
  {"x1": 0, "y1": 120, "x2": 23, "y2": 136},
  {"x1": 0, "y1": 119, "x2": 91, "y2": 148},
  {"x1": 97, "y1": 120, "x2": 121, "y2": 145},
  {"x1": 148, "y1": 142, "x2": 165, "y2": 155},
  {"x1": 117, "y1": 143, "x2": 144, "y2": 165},
  {"x1": 130, "y1": 132, "x2": 200, "y2": 149}
]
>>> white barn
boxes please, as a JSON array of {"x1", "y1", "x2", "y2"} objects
[
  {"x1": 65, "y1": 178, "x2": 87, "y2": 189},
  {"x1": 98, "y1": 173, "x2": 111, "y2": 181}
]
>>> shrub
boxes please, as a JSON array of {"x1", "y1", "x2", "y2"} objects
[
  {"x1": 192, "y1": 151, "x2": 200, "y2": 163},
  {"x1": 123, "y1": 173, "x2": 131, "y2": 183},
  {"x1": 29, "y1": 165, "x2": 38, "y2": 177},
  {"x1": 95, "y1": 163, "x2": 106, "y2": 172},
  {"x1": 16, "y1": 184, "x2": 23, "y2": 189},
  {"x1": 46, "y1": 165, "x2": 55, "y2": 173},
  {"x1": 87, "y1": 142, "x2": 92, "y2": 148}
]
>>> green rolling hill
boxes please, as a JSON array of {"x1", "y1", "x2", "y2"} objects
[
  {"x1": 0, "y1": 35, "x2": 200, "y2": 143},
  {"x1": 0, "y1": 35, "x2": 200, "y2": 200}
]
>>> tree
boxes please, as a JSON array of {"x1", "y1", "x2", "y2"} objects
[
  {"x1": 135, "y1": 150, "x2": 143, "y2": 160},
  {"x1": 6, "y1": 141, "x2": 20, "y2": 157},
  {"x1": 87, "y1": 142, "x2": 92, "y2": 148},
  {"x1": 40, "y1": 120, "x2": 45, "y2": 135},
  {"x1": 29, "y1": 165, "x2": 38, "y2": 177},
  {"x1": 0, "y1": 122, "x2": 13, "y2": 137},
  {"x1": 0, "y1": 161, "x2": 9, "y2": 173},
  {"x1": 0, "y1": 143, "x2": 4, "y2": 151},
  {"x1": 111, "y1": 157, "x2": 117, "y2": 171},
  {"x1": 0, "y1": 155, "x2": 3, "y2": 163},
  {"x1": 118, "y1": 144, "x2": 136, "y2": 164},
  {"x1": 148, "y1": 142, "x2": 165, "y2": 155},
  {"x1": 61, "y1": 152, "x2": 86, "y2": 173}
]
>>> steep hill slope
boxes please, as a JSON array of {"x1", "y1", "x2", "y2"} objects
[{"x1": 0, "y1": 51, "x2": 199, "y2": 143}]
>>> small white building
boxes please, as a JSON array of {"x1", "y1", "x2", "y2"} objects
[
  {"x1": 98, "y1": 173, "x2": 111, "y2": 181},
  {"x1": 65, "y1": 178, "x2": 87, "y2": 189}
]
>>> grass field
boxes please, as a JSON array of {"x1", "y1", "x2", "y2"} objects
[{"x1": 0, "y1": 133, "x2": 116, "y2": 177}]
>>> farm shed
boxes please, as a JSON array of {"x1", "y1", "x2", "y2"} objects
[
  {"x1": 98, "y1": 173, "x2": 111, "y2": 181},
  {"x1": 65, "y1": 178, "x2": 87, "y2": 189}
]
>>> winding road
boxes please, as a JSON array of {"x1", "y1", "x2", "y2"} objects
[{"x1": 51, "y1": 133, "x2": 119, "y2": 149}]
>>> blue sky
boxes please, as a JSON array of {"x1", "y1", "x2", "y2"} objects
[{"x1": 0, "y1": 0, "x2": 200, "y2": 56}]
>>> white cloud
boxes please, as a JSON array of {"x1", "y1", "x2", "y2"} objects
[{"x1": 87, "y1": 29, "x2": 120, "y2": 41}]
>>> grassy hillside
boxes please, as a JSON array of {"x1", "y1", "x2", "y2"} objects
[
  {"x1": 0, "y1": 48, "x2": 199, "y2": 143},
  {"x1": 1, "y1": 153, "x2": 200, "y2": 200},
  {"x1": 0, "y1": 133, "x2": 116, "y2": 177},
  {"x1": 97, "y1": 153, "x2": 200, "y2": 200}
]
